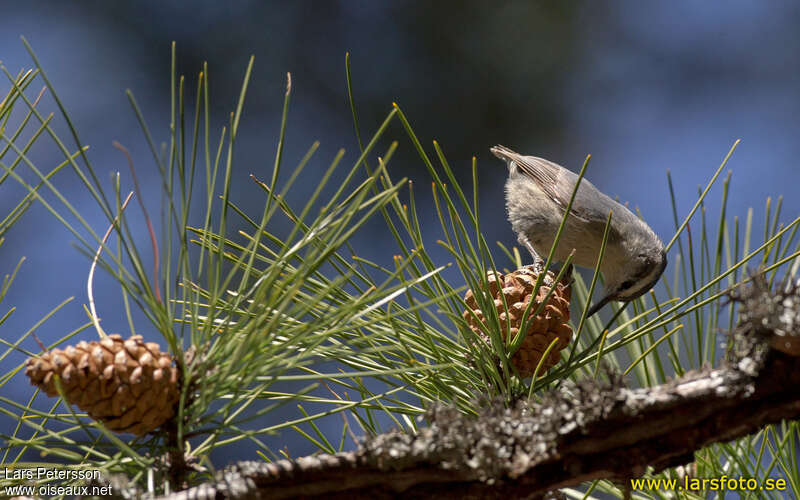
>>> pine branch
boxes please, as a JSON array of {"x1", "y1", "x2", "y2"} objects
[{"x1": 148, "y1": 274, "x2": 800, "y2": 499}]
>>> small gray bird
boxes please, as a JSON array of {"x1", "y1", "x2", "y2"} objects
[{"x1": 491, "y1": 145, "x2": 667, "y2": 317}]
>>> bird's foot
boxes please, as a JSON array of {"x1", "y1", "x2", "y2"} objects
[{"x1": 517, "y1": 234, "x2": 544, "y2": 266}]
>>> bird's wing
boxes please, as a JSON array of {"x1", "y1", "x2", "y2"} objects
[{"x1": 491, "y1": 145, "x2": 594, "y2": 223}]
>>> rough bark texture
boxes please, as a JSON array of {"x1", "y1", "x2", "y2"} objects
[{"x1": 144, "y1": 274, "x2": 800, "y2": 500}]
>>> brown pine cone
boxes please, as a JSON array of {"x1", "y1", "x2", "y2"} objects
[
  {"x1": 25, "y1": 334, "x2": 180, "y2": 435},
  {"x1": 463, "y1": 264, "x2": 572, "y2": 378}
]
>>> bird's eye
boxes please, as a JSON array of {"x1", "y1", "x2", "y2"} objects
[{"x1": 619, "y1": 279, "x2": 635, "y2": 292}]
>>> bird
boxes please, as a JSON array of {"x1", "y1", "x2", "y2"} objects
[{"x1": 491, "y1": 145, "x2": 667, "y2": 317}]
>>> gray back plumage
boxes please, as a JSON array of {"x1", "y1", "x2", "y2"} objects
[{"x1": 490, "y1": 145, "x2": 647, "y2": 244}]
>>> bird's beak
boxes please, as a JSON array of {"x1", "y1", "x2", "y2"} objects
[{"x1": 586, "y1": 293, "x2": 614, "y2": 318}]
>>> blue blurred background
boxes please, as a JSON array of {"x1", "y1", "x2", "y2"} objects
[{"x1": 1, "y1": 0, "x2": 799, "y2": 465}]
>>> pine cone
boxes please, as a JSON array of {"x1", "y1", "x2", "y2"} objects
[
  {"x1": 463, "y1": 264, "x2": 572, "y2": 378},
  {"x1": 25, "y1": 334, "x2": 180, "y2": 435}
]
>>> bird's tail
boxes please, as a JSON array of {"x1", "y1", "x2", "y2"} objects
[{"x1": 490, "y1": 145, "x2": 522, "y2": 166}]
